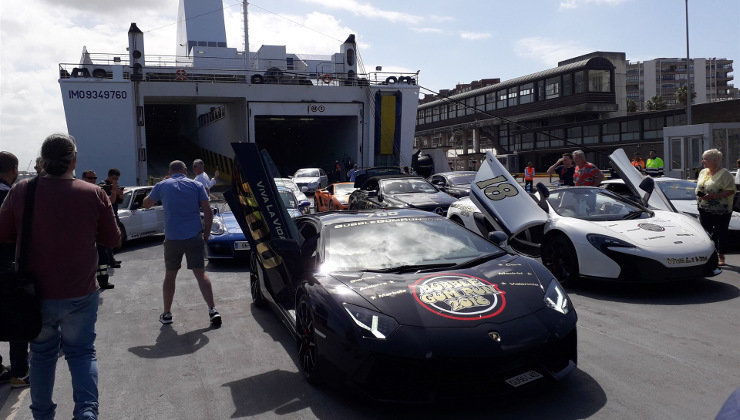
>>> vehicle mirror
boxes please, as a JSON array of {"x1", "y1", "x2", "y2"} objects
[
  {"x1": 299, "y1": 201, "x2": 310, "y2": 208},
  {"x1": 301, "y1": 186, "x2": 309, "y2": 193},
  {"x1": 488, "y1": 231, "x2": 508, "y2": 246},
  {"x1": 535, "y1": 182, "x2": 550, "y2": 199},
  {"x1": 638, "y1": 176, "x2": 655, "y2": 194}
]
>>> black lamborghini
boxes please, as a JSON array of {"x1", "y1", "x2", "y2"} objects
[
  {"x1": 250, "y1": 210, "x2": 577, "y2": 400},
  {"x1": 226, "y1": 143, "x2": 577, "y2": 401}
]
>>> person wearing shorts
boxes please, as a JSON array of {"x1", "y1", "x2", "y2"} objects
[{"x1": 143, "y1": 160, "x2": 221, "y2": 326}]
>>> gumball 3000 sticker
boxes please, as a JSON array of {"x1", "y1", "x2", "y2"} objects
[{"x1": 410, "y1": 274, "x2": 506, "y2": 320}]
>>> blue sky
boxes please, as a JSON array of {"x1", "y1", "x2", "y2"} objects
[{"x1": 1, "y1": 0, "x2": 738, "y2": 172}]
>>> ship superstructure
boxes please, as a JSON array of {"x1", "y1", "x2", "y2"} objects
[{"x1": 59, "y1": 0, "x2": 419, "y2": 185}]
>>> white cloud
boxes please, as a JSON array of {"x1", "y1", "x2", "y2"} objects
[
  {"x1": 460, "y1": 32, "x2": 492, "y2": 41},
  {"x1": 514, "y1": 37, "x2": 591, "y2": 67},
  {"x1": 559, "y1": 0, "x2": 630, "y2": 9},
  {"x1": 411, "y1": 27, "x2": 445, "y2": 34},
  {"x1": 299, "y1": 0, "x2": 423, "y2": 24}
]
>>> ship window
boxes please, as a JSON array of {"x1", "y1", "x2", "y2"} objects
[
  {"x1": 485, "y1": 92, "x2": 496, "y2": 111},
  {"x1": 589, "y1": 70, "x2": 611, "y2": 92},
  {"x1": 208, "y1": 42, "x2": 217, "y2": 47},
  {"x1": 287, "y1": 57, "x2": 294, "y2": 70},
  {"x1": 497, "y1": 90, "x2": 507, "y2": 108},
  {"x1": 519, "y1": 83, "x2": 533, "y2": 104},
  {"x1": 536, "y1": 80, "x2": 545, "y2": 101},
  {"x1": 507, "y1": 88, "x2": 518, "y2": 107},
  {"x1": 198, "y1": 41, "x2": 207, "y2": 46},
  {"x1": 218, "y1": 42, "x2": 226, "y2": 47},
  {"x1": 546, "y1": 77, "x2": 560, "y2": 99},
  {"x1": 466, "y1": 97, "x2": 475, "y2": 115},
  {"x1": 562, "y1": 73, "x2": 573, "y2": 96},
  {"x1": 575, "y1": 71, "x2": 585, "y2": 93}
]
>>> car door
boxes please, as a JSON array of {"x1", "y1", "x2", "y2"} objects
[
  {"x1": 225, "y1": 143, "x2": 302, "y2": 305},
  {"x1": 130, "y1": 188, "x2": 158, "y2": 235},
  {"x1": 609, "y1": 149, "x2": 676, "y2": 212},
  {"x1": 470, "y1": 151, "x2": 549, "y2": 238}
]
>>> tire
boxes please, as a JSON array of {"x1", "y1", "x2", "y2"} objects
[
  {"x1": 296, "y1": 293, "x2": 325, "y2": 384},
  {"x1": 541, "y1": 234, "x2": 580, "y2": 286},
  {"x1": 249, "y1": 252, "x2": 267, "y2": 308}
]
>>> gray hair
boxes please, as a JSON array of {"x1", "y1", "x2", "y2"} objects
[
  {"x1": 573, "y1": 150, "x2": 585, "y2": 159},
  {"x1": 169, "y1": 160, "x2": 187, "y2": 173},
  {"x1": 702, "y1": 148, "x2": 723, "y2": 164},
  {"x1": 41, "y1": 133, "x2": 77, "y2": 176},
  {"x1": 192, "y1": 159, "x2": 204, "y2": 168}
]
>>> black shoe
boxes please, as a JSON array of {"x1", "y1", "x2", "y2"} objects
[
  {"x1": 98, "y1": 275, "x2": 114, "y2": 289},
  {"x1": 209, "y1": 308, "x2": 222, "y2": 326}
]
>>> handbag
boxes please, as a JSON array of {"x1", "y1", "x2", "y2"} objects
[{"x1": 0, "y1": 177, "x2": 42, "y2": 342}]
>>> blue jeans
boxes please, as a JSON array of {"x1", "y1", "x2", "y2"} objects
[{"x1": 30, "y1": 291, "x2": 99, "y2": 420}]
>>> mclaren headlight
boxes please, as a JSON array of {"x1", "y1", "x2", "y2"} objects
[
  {"x1": 343, "y1": 303, "x2": 399, "y2": 340},
  {"x1": 544, "y1": 279, "x2": 570, "y2": 315},
  {"x1": 587, "y1": 233, "x2": 636, "y2": 252},
  {"x1": 210, "y1": 218, "x2": 226, "y2": 236}
]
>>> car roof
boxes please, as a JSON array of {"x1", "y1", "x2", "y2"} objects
[
  {"x1": 356, "y1": 174, "x2": 423, "y2": 189},
  {"x1": 298, "y1": 208, "x2": 444, "y2": 227}
]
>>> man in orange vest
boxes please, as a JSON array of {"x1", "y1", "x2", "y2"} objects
[
  {"x1": 631, "y1": 153, "x2": 645, "y2": 173},
  {"x1": 524, "y1": 161, "x2": 535, "y2": 193}
]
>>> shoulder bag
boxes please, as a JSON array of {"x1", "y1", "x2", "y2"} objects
[{"x1": 0, "y1": 177, "x2": 42, "y2": 342}]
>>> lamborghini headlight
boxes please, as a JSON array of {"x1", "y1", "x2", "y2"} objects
[
  {"x1": 343, "y1": 303, "x2": 399, "y2": 340},
  {"x1": 210, "y1": 218, "x2": 226, "y2": 236},
  {"x1": 544, "y1": 279, "x2": 570, "y2": 315},
  {"x1": 587, "y1": 234, "x2": 635, "y2": 252}
]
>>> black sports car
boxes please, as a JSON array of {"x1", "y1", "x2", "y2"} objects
[
  {"x1": 348, "y1": 175, "x2": 458, "y2": 215},
  {"x1": 429, "y1": 171, "x2": 477, "y2": 198},
  {"x1": 225, "y1": 143, "x2": 577, "y2": 401}
]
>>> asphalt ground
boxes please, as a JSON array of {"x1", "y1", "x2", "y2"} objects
[{"x1": 1, "y1": 238, "x2": 739, "y2": 419}]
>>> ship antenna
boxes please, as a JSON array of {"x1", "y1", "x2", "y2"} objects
[{"x1": 243, "y1": 0, "x2": 249, "y2": 68}]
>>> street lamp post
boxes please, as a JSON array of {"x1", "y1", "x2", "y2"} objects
[{"x1": 685, "y1": 0, "x2": 692, "y2": 125}]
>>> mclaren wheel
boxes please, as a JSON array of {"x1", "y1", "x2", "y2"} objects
[
  {"x1": 541, "y1": 233, "x2": 580, "y2": 286},
  {"x1": 296, "y1": 293, "x2": 325, "y2": 384},
  {"x1": 249, "y1": 252, "x2": 267, "y2": 308}
]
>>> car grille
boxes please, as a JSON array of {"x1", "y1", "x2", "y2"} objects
[{"x1": 602, "y1": 249, "x2": 718, "y2": 282}]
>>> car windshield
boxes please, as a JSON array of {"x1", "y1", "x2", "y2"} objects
[
  {"x1": 334, "y1": 184, "x2": 356, "y2": 195},
  {"x1": 447, "y1": 173, "x2": 475, "y2": 186},
  {"x1": 547, "y1": 188, "x2": 648, "y2": 220},
  {"x1": 121, "y1": 191, "x2": 132, "y2": 209},
  {"x1": 381, "y1": 178, "x2": 438, "y2": 194},
  {"x1": 658, "y1": 179, "x2": 697, "y2": 200},
  {"x1": 322, "y1": 215, "x2": 502, "y2": 272},
  {"x1": 295, "y1": 169, "x2": 319, "y2": 178},
  {"x1": 279, "y1": 191, "x2": 298, "y2": 209}
]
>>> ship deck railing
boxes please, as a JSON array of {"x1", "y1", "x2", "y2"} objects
[{"x1": 58, "y1": 53, "x2": 418, "y2": 87}]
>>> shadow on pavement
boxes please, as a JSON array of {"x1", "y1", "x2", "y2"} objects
[
  {"x1": 569, "y1": 276, "x2": 739, "y2": 305},
  {"x1": 127, "y1": 325, "x2": 210, "y2": 359},
  {"x1": 242, "y1": 302, "x2": 607, "y2": 419}
]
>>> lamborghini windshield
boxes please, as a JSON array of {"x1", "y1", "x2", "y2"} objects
[
  {"x1": 547, "y1": 187, "x2": 650, "y2": 221},
  {"x1": 322, "y1": 215, "x2": 502, "y2": 272}
]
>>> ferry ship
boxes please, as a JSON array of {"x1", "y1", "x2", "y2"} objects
[{"x1": 59, "y1": 0, "x2": 420, "y2": 185}]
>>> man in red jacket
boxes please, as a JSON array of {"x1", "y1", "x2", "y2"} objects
[{"x1": 0, "y1": 134, "x2": 120, "y2": 420}]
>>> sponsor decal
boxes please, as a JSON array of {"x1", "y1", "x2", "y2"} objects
[
  {"x1": 638, "y1": 223, "x2": 665, "y2": 232},
  {"x1": 666, "y1": 255, "x2": 708, "y2": 265},
  {"x1": 410, "y1": 274, "x2": 506, "y2": 320}
]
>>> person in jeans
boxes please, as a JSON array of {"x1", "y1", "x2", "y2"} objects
[
  {"x1": 143, "y1": 160, "x2": 221, "y2": 326},
  {"x1": 0, "y1": 150, "x2": 30, "y2": 389},
  {"x1": 695, "y1": 149, "x2": 736, "y2": 266},
  {"x1": 0, "y1": 134, "x2": 120, "y2": 420},
  {"x1": 82, "y1": 170, "x2": 114, "y2": 289}
]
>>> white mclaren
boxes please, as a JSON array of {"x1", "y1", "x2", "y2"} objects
[{"x1": 448, "y1": 149, "x2": 719, "y2": 284}]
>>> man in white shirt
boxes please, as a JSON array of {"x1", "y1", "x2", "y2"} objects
[{"x1": 192, "y1": 159, "x2": 219, "y2": 195}]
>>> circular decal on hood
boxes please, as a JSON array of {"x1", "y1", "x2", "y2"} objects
[
  {"x1": 638, "y1": 223, "x2": 665, "y2": 232},
  {"x1": 410, "y1": 274, "x2": 506, "y2": 320}
]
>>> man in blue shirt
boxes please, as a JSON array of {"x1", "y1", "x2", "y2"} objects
[{"x1": 143, "y1": 160, "x2": 221, "y2": 326}]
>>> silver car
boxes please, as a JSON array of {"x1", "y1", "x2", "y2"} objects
[{"x1": 117, "y1": 186, "x2": 165, "y2": 244}]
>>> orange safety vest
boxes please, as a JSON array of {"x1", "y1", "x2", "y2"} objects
[
  {"x1": 632, "y1": 159, "x2": 644, "y2": 171},
  {"x1": 524, "y1": 166, "x2": 535, "y2": 181}
]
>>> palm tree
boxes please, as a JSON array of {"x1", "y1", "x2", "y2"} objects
[
  {"x1": 675, "y1": 85, "x2": 696, "y2": 107},
  {"x1": 626, "y1": 99, "x2": 637, "y2": 112},
  {"x1": 646, "y1": 95, "x2": 667, "y2": 111}
]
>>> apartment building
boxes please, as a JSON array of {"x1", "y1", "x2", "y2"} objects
[{"x1": 626, "y1": 58, "x2": 735, "y2": 110}]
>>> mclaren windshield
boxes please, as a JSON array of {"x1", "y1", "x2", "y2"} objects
[{"x1": 547, "y1": 187, "x2": 651, "y2": 221}]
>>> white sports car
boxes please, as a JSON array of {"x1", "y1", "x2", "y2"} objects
[
  {"x1": 601, "y1": 177, "x2": 740, "y2": 235},
  {"x1": 449, "y1": 149, "x2": 719, "y2": 284},
  {"x1": 117, "y1": 186, "x2": 165, "y2": 244}
]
